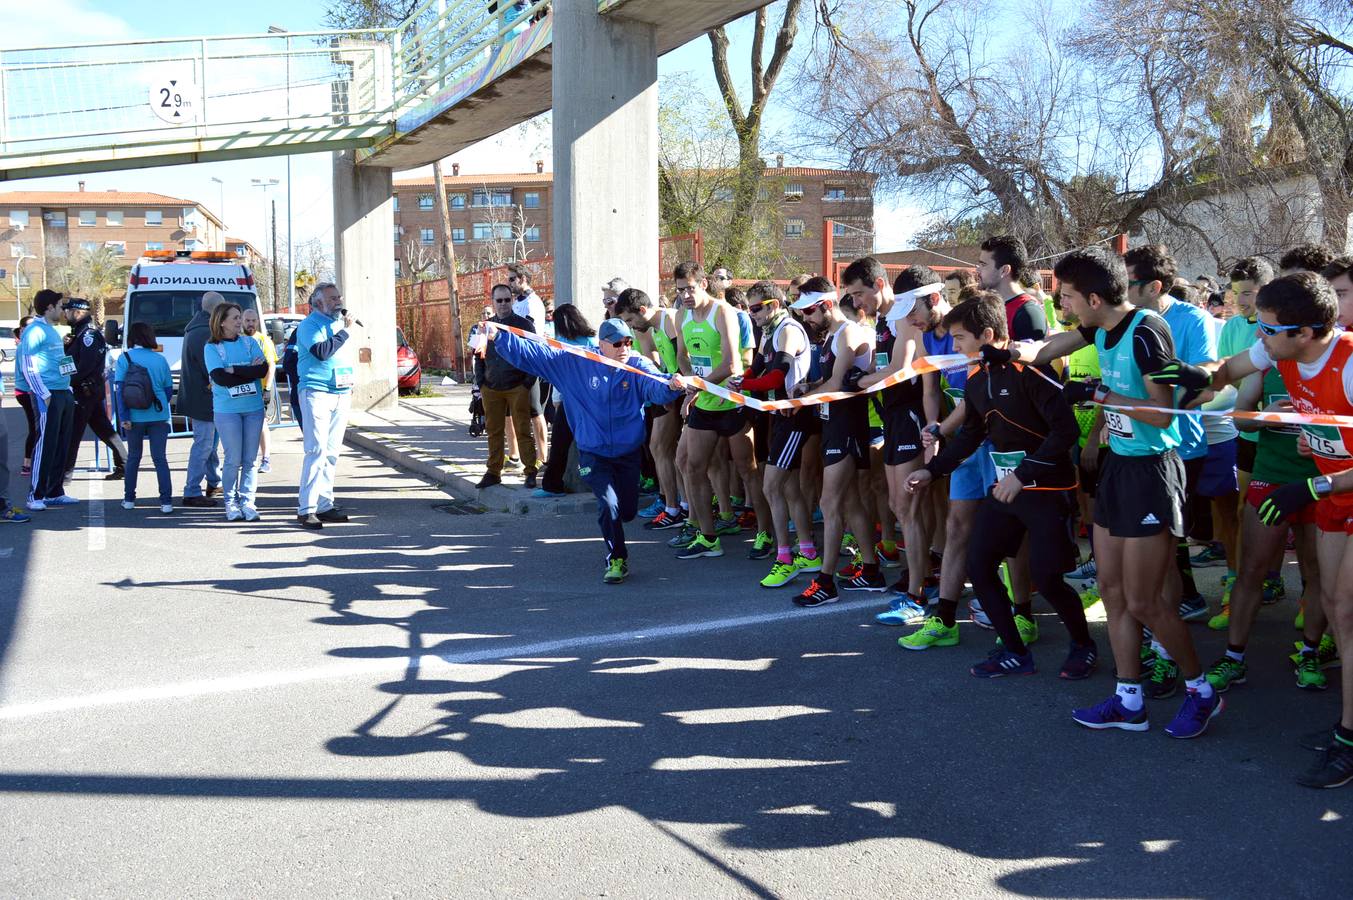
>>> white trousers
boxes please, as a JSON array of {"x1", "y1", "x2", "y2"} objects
[{"x1": 298, "y1": 389, "x2": 351, "y2": 515}]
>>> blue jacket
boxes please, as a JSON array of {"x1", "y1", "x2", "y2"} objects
[{"x1": 493, "y1": 330, "x2": 683, "y2": 458}]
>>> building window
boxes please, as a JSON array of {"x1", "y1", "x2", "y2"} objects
[
  {"x1": 451, "y1": 227, "x2": 466, "y2": 243},
  {"x1": 145, "y1": 241, "x2": 164, "y2": 251},
  {"x1": 472, "y1": 190, "x2": 513, "y2": 208},
  {"x1": 524, "y1": 225, "x2": 541, "y2": 242},
  {"x1": 394, "y1": 259, "x2": 402, "y2": 277},
  {"x1": 784, "y1": 218, "x2": 805, "y2": 238},
  {"x1": 523, "y1": 192, "x2": 540, "y2": 209},
  {"x1": 784, "y1": 183, "x2": 804, "y2": 200},
  {"x1": 450, "y1": 193, "x2": 466, "y2": 209},
  {"x1": 824, "y1": 187, "x2": 847, "y2": 201},
  {"x1": 420, "y1": 227, "x2": 435, "y2": 244},
  {"x1": 105, "y1": 240, "x2": 127, "y2": 256},
  {"x1": 80, "y1": 241, "x2": 99, "y2": 253},
  {"x1": 15, "y1": 270, "x2": 30, "y2": 288},
  {"x1": 79, "y1": 209, "x2": 96, "y2": 226},
  {"x1": 106, "y1": 210, "x2": 124, "y2": 226},
  {"x1": 832, "y1": 221, "x2": 847, "y2": 237},
  {"x1": 46, "y1": 211, "x2": 67, "y2": 227},
  {"x1": 473, "y1": 222, "x2": 512, "y2": 240},
  {"x1": 144, "y1": 209, "x2": 162, "y2": 226},
  {"x1": 418, "y1": 194, "x2": 434, "y2": 210},
  {"x1": 8, "y1": 210, "x2": 29, "y2": 228},
  {"x1": 392, "y1": 196, "x2": 399, "y2": 212},
  {"x1": 10, "y1": 242, "x2": 28, "y2": 258},
  {"x1": 394, "y1": 225, "x2": 403, "y2": 243}
]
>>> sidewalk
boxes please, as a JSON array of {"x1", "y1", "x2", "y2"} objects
[{"x1": 344, "y1": 383, "x2": 597, "y2": 514}]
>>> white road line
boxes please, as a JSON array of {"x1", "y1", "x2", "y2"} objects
[
  {"x1": 0, "y1": 597, "x2": 885, "y2": 722},
  {"x1": 87, "y1": 477, "x2": 105, "y2": 552}
]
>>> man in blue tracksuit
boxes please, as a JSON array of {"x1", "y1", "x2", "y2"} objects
[{"x1": 485, "y1": 315, "x2": 686, "y2": 584}]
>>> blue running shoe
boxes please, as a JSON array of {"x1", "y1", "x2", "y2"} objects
[
  {"x1": 639, "y1": 497, "x2": 665, "y2": 518},
  {"x1": 1069, "y1": 558, "x2": 1097, "y2": 580},
  {"x1": 1164, "y1": 690, "x2": 1225, "y2": 739},
  {"x1": 875, "y1": 596, "x2": 928, "y2": 626},
  {"x1": 970, "y1": 647, "x2": 1036, "y2": 678},
  {"x1": 1072, "y1": 695, "x2": 1149, "y2": 732},
  {"x1": 1178, "y1": 593, "x2": 1209, "y2": 623}
]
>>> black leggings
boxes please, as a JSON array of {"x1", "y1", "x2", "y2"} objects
[
  {"x1": 16, "y1": 392, "x2": 37, "y2": 461},
  {"x1": 967, "y1": 489, "x2": 1091, "y2": 654},
  {"x1": 541, "y1": 401, "x2": 575, "y2": 494}
]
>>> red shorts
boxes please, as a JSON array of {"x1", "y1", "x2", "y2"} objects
[
  {"x1": 1246, "y1": 479, "x2": 1318, "y2": 526},
  {"x1": 1315, "y1": 497, "x2": 1353, "y2": 535}
]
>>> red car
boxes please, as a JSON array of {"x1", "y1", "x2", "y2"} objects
[{"x1": 397, "y1": 327, "x2": 422, "y2": 394}]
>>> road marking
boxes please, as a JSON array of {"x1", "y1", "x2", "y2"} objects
[
  {"x1": 88, "y1": 477, "x2": 105, "y2": 552},
  {"x1": 0, "y1": 597, "x2": 886, "y2": 722}
]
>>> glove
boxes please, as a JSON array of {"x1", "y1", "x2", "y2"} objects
[
  {"x1": 1256, "y1": 478, "x2": 1319, "y2": 526},
  {"x1": 979, "y1": 344, "x2": 1013, "y2": 366},
  {"x1": 1148, "y1": 360, "x2": 1210, "y2": 391},
  {"x1": 1062, "y1": 379, "x2": 1101, "y2": 405},
  {"x1": 841, "y1": 366, "x2": 867, "y2": 393}
]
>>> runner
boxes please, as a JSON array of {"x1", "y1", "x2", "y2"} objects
[
  {"x1": 1004, "y1": 246, "x2": 1223, "y2": 739},
  {"x1": 906, "y1": 295, "x2": 1097, "y2": 676}
]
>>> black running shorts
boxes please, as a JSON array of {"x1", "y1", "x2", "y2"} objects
[
  {"x1": 882, "y1": 404, "x2": 925, "y2": 466},
  {"x1": 687, "y1": 404, "x2": 748, "y2": 438},
  {"x1": 1093, "y1": 449, "x2": 1186, "y2": 539}
]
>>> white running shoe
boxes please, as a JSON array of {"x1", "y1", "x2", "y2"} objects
[
  {"x1": 226, "y1": 504, "x2": 243, "y2": 522},
  {"x1": 259, "y1": 457, "x2": 271, "y2": 474},
  {"x1": 241, "y1": 505, "x2": 260, "y2": 522},
  {"x1": 121, "y1": 500, "x2": 135, "y2": 510},
  {"x1": 47, "y1": 494, "x2": 80, "y2": 506},
  {"x1": 160, "y1": 504, "x2": 174, "y2": 514},
  {"x1": 27, "y1": 499, "x2": 46, "y2": 511}
]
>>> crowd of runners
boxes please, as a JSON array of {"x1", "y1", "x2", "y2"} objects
[{"x1": 478, "y1": 236, "x2": 1353, "y2": 789}]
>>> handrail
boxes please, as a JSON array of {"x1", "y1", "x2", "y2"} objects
[{"x1": 0, "y1": 29, "x2": 393, "y2": 54}]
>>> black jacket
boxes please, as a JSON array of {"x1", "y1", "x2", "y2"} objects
[
  {"x1": 473, "y1": 313, "x2": 537, "y2": 391},
  {"x1": 177, "y1": 309, "x2": 214, "y2": 421},
  {"x1": 65, "y1": 317, "x2": 108, "y2": 395},
  {"x1": 925, "y1": 359, "x2": 1079, "y2": 490}
]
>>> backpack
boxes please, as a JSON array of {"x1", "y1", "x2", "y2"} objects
[{"x1": 122, "y1": 353, "x2": 162, "y2": 412}]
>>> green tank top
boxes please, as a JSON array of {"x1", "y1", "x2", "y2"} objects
[
  {"x1": 1094, "y1": 308, "x2": 1180, "y2": 457},
  {"x1": 1252, "y1": 366, "x2": 1320, "y2": 484},
  {"x1": 652, "y1": 312, "x2": 679, "y2": 375},
  {"x1": 682, "y1": 309, "x2": 735, "y2": 412},
  {"x1": 1066, "y1": 342, "x2": 1102, "y2": 448}
]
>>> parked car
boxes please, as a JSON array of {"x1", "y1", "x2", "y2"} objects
[{"x1": 397, "y1": 327, "x2": 421, "y2": 395}]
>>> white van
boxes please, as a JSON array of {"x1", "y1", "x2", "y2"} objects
[{"x1": 106, "y1": 250, "x2": 262, "y2": 381}]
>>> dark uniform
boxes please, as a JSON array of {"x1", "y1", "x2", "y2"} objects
[{"x1": 63, "y1": 303, "x2": 125, "y2": 479}]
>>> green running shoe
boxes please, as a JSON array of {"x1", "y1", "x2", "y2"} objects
[
  {"x1": 715, "y1": 514, "x2": 742, "y2": 537},
  {"x1": 1079, "y1": 583, "x2": 1102, "y2": 611},
  {"x1": 1139, "y1": 641, "x2": 1158, "y2": 671},
  {"x1": 761, "y1": 559, "x2": 799, "y2": 588},
  {"x1": 1205, "y1": 655, "x2": 1248, "y2": 692},
  {"x1": 666, "y1": 523, "x2": 697, "y2": 548},
  {"x1": 1294, "y1": 601, "x2": 1305, "y2": 631},
  {"x1": 747, "y1": 531, "x2": 774, "y2": 560},
  {"x1": 793, "y1": 551, "x2": 823, "y2": 574},
  {"x1": 1015, "y1": 614, "x2": 1040, "y2": 645},
  {"x1": 1289, "y1": 634, "x2": 1339, "y2": 668},
  {"x1": 1147, "y1": 655, "x2": 1180, "y2": 699},
  {"x1": 898, "y1": 616, "x2": 960, "y2": 651},
  {"x1": 1262, "y1": 577, "x2": 1285, "y2": 605},
  {"x1": 1207, "y1": 603, "x2": 1231, "y2": 631},
  {"x1": 1295, "y1": 652, "x2": 1328, "y2": 691},
  {"x1": 603, "y1": 558, "x2": 629, "y2": 585},
  {"x1": 676, "y1": 534, "x2": 723, "y2": 559}
]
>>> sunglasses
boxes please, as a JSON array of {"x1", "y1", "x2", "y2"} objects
[
  {"x1": 607, "y1": 338, "x2": 633, "y2": 347},
  {"x1": 1257, "y1": 321, "x2": 1318, "y2": 337},
  {"x1": 748, "y1": 302, "x2": 770, "y2": 314},
  {"x1": 1207, "y1": 297, "x2": 1225, "y2": 307}
]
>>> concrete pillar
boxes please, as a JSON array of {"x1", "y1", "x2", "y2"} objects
[
  {"x1": 332, "y1": 149, "x2": 398, "y2": 410},
  {"x1": 552, "y1": 0, "x2": 658, "y2": 325}
]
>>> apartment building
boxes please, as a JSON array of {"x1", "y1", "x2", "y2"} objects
[
  {"x1": 0, "y1": 185, "x2": 225, "y2": 321},
  {"x1": 392, "y1": 158, "x2": 876, "y2": 281}
]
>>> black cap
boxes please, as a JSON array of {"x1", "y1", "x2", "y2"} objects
[{"x1": 62, "y1": 298, "x2": 91, "y2": 311}]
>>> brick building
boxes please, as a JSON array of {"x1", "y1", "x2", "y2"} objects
[
  {"x1": 0, "y1": 185, "x2": 225, "y2": 321},
  {"x1": 391, "y1": 159, "x2": 875, "y2": 283}
]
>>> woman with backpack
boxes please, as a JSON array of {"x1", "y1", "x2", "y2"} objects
[{"x1": 113, "y1": 322, "x2": 175, "y2": 513}]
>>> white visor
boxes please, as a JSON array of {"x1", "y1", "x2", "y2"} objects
[
  {"x1": 790, "y1": 290, "x2": 838, "y2": 310},
  {"x1": 885, "y1": 282, "x2": 944, "y2": 322}
]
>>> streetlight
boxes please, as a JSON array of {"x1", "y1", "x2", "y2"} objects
[
  {"x1": 267, "y1": 24, "x2": 296, "y2": 315},
  {"x1": 252, "y1": 177, "x2": 281, "y2": 311},
  {"x1": 210, "y1": 176, "x2": 225, "y2": 228}
]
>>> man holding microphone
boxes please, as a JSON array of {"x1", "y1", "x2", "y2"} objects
[{"x1": 294, "y1": 282, "x2": 361, "y2": 530}]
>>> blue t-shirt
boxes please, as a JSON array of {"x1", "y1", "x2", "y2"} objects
[
  {"x1": 295, "y1": 310, "x2": 357, "y2": 394},
  {"x1": 922, "y1": 328, "x2": 968, "y2": 398},
  {"x1": 17, "y1": 319, "x2": 72, "y2": 395},
  {"x1": 736, "y1": 310, "x2": 754, "y2": 353},
  {"x1": 1161, "y1": 299, "x2": 1217, "y2": 460},
  {"x1": 205, "y1": 337, "x2": 266, "y2": 414},
  {"x1": 114, "y1": 347, "x2": 174, "y2": 424}
]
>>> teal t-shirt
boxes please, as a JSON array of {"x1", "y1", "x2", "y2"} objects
[
  {"x1": 114, "y1": 347, "x2": 174, "y2": 423},
  {"x1": 295, "y1": 310, "x2": 357, "y2": 394},
  {"x1": 205, "y1": 337, "x2": 266, "y2": 414},
  {"x1": 17, "y1": 319, "x2": 72, "y2": 394}
]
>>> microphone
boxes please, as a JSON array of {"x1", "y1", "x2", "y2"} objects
[{"x1": 339, "y1": 307, "x2": 364, "y2": 327}]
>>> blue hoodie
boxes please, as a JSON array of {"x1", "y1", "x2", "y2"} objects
[{"x1": 493, "y1": 330, "x2": 684, "y2": 458}]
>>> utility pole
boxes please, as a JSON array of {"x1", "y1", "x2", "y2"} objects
[
  {"x1": 432, "y1": 158, "x2": 464, "y2": 379},
  {"x1": 270, "y1": 198, "x2": 280, "y2": 313}
]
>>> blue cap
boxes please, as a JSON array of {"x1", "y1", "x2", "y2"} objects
[{"x1": 598, "y1": 318, "x2": 633, "y2": 344}]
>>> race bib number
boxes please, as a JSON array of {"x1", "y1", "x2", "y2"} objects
[
  {"x1": 874, "y1": 351, "x2": 890, "y2": 370},
  {"x1": 228, "y1": 382, "x2": 259, "y2": 399},
  {"x1": 1104, "y1": 408, "x2": 1135, "y2": 440},
  {"x1": 58, "y1": 355, "x2": 76, "y2": 376},
  {"x1": 689, "y1": 355, "x2": 713, "y2": 378},
  {"x1": 817, "y1": 401, "x2": 830, "y2": 421},
  {"x1": 334, "y1": 367, "x2": 355, "y2": 388},
  {"x1": 1302, "y1": 424, "x2": 1351, "y2": 460},
  {"x1": 990, "y1": 450, "x2": 1027, "y2": 483}
]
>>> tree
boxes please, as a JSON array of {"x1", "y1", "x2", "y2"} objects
[
  {"x1": 51, "y1": 246, "x2": 129, "y2": 323},
  {"x1": 400, "y1": 239, "x2": 442, "y2": 283}
]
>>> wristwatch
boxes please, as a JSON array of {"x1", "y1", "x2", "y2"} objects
[
  {"x1": 1092, "y1": 383, "x2": 1110, "y2": 404},
  {"x1": 1312, "y1": 475, "x2": 1334, "y2": 498}
]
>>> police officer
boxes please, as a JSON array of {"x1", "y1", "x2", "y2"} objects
[{"x1": 62, "y1": 297, "x2": 126, "y2": 481}]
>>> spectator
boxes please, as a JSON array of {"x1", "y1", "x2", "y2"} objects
[
  {"x1": 16, "y1": 289, "x2": 79, "y2": 511},
  {"x1": 602, "y1": 277, "x2": 629, "y2": 319},
  {"x1": 0, "y1": 333, "x2": 32, "y2": 523},
  {"x1": 709, "y1": 265, "x2": 733, "y2": 300},
  {"x1": 241, "y1": 308, "x2": 279, "y2": 474},
  {"x1": 179, "y1": 290, "x2": 225, "y2": 507},
  {"x1": 536, "y1": 303, "x2": 597, "y2": 497},
  {"x1": 206, "y1": 303, "x2": 268, "y2": 522},
  {"x1": 506, "y1": 264, "x2": 549, "y2": 464},
  {"x1": 295, "y1": 282, "x2": 362, "y2": 530},
  {"x1": 474, "y1": 283, "x2": 538, "y2": 489},
  {"x1": 11, "y1": 317, "x2": 36, "y2": 478},
  {"x1": 942, "y1": 269, "x2": 978, "y2": 305},
  {"x1": 113, "y1": 322, "x2": 174, "y2": 514}
]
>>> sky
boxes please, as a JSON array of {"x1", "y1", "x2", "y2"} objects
[{"x1": 0, "y1": 0, "x2": 926, "y2": 265}]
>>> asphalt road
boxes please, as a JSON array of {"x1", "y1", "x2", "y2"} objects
[{"x1": 0, "y1": 405, "x2": 1349, "y2": 898}]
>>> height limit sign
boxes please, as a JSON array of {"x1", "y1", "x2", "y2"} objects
[{"x1": 149, "y1": 70, "x2": 201, "y2": 125}]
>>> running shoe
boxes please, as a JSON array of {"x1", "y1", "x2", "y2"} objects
[
  {"x1": 837, "y1": 560, "x2": 863, "y2": 581},
  {"x1": 1164, "y1": 690, "x2": 1225, "y2": 739},
  {"x1": 1297, "y1": 739, "x2": 1353, "y2": 789},
  {"x1": 226, "y1": 504, "x2": 242, "y2": 522},
  {"x1": 675, "y1": 535, "x2": 723, "y2": 559},
  {"x1": 968, "y1": 597, "x2": 993, "y2": 630},
  {"x1": 898, "y1": 616, "x2": 960, "y2": 651},
  {"x1": 639, "y1": 497, "x2": 665, "y2": 518},
  {"x1": 241, "y1": 505, "x2": 260, "y2": 522},
  {"x1": 1206, "y1": 602, "x2": 1231, "y2": 632},
  {"x1": 875, "y1": 595, "x2": 928, "y2": 626},
  {"x1": 1147, "y1": 655, "x2": 1180, "y2": 700},
  {"x1": 714, "y1": 514, "x2": 741, "y2": 537},
  {"x1": 1079, "y1": 582, "x2": 1102, "y2": 611},
  {"x1": 793, "y1": 551, "x2": 823, "y2": 574},
  {"x1": 875, "y1": 541, "x2": 902, "y2": 569},
  {"x1": 0, "y1": 506, "x2": 32, "y2": 524},
  {"x1": 812, "y1": 508, "x2": 824, "y2": 524},
  {"x1": 46, "y1": 494, "x2": 79, "y2": 506},
  {"x1": 258, "y1": 457, "x2": 272, "y2": 475},
  {"x1": 1059, "y1": 641, "x2": 1098, "y2": 680},
  {"x1": 841, "y1": 569, "x2": 887, "y2": 592},
  {"x1": 761, "y1": 560, "x2": 799, "y2": 588},
  {"x1": 1139, "y1": 641, "x2": 1158, "y2": 671},
  {"x1": 603, "y1": 558, "x2": 629, "y2": 585},
  {"x1": 1205, "y1": 656, "x2": 1248, "y2": 692},
  {"x1": 736, "y1": 509, "x2": 757, "y2": 530},
  {"x1": 666, "y1": 523, "x2": 697, "y2": 547},
  {"x1": 793, "y1": 577, "x2": 838, "y2": 607},
  {"x1": 504, "y1": 455, "x2": 522, "y2": 471},
  {"x1": 1015, "y1": 614, "x2": 1040, "y2": 646},
  {"x1": 1294, "y1": 652, "x2": 1328, "y2": 691},
  {"x1": 639, "y1": 476, "x2": 657, "y2": 494},
  {"x1": 970, "y1": 647, "x2": 1036, "y2": 678},
  {"x1": 1262, "y1": 577, "x2": 1286, "y2": 605},
  {"x1": 747, "y1": 531, "x2": 774, "y2": 560},
  {"x1": 1294, "y1": 601, "x2": 1305, "y2": 631},
  {"x1": 1189, "y1": 541, "x2": 1227, "y2": 567},
  {"x1": 1289, "y1": 634, "x2": 1340, "y2": 669},
  {"x1": 646, "y1": 509, "x2": 688, "y2": 531},
  {"x1": 1071, "y1": 695, "x2": 1149, "y2": 732},
  {"x1": 1068, "y1": 558, "x2": 1097, "y2": 580},
  {"x1": 1178, "y1": 594, "x2": 1210, "y2": 623}
]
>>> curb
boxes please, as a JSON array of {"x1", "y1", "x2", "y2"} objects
[{"x1": 344, "y1": 425, "x2": 596, "y2": 515}]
